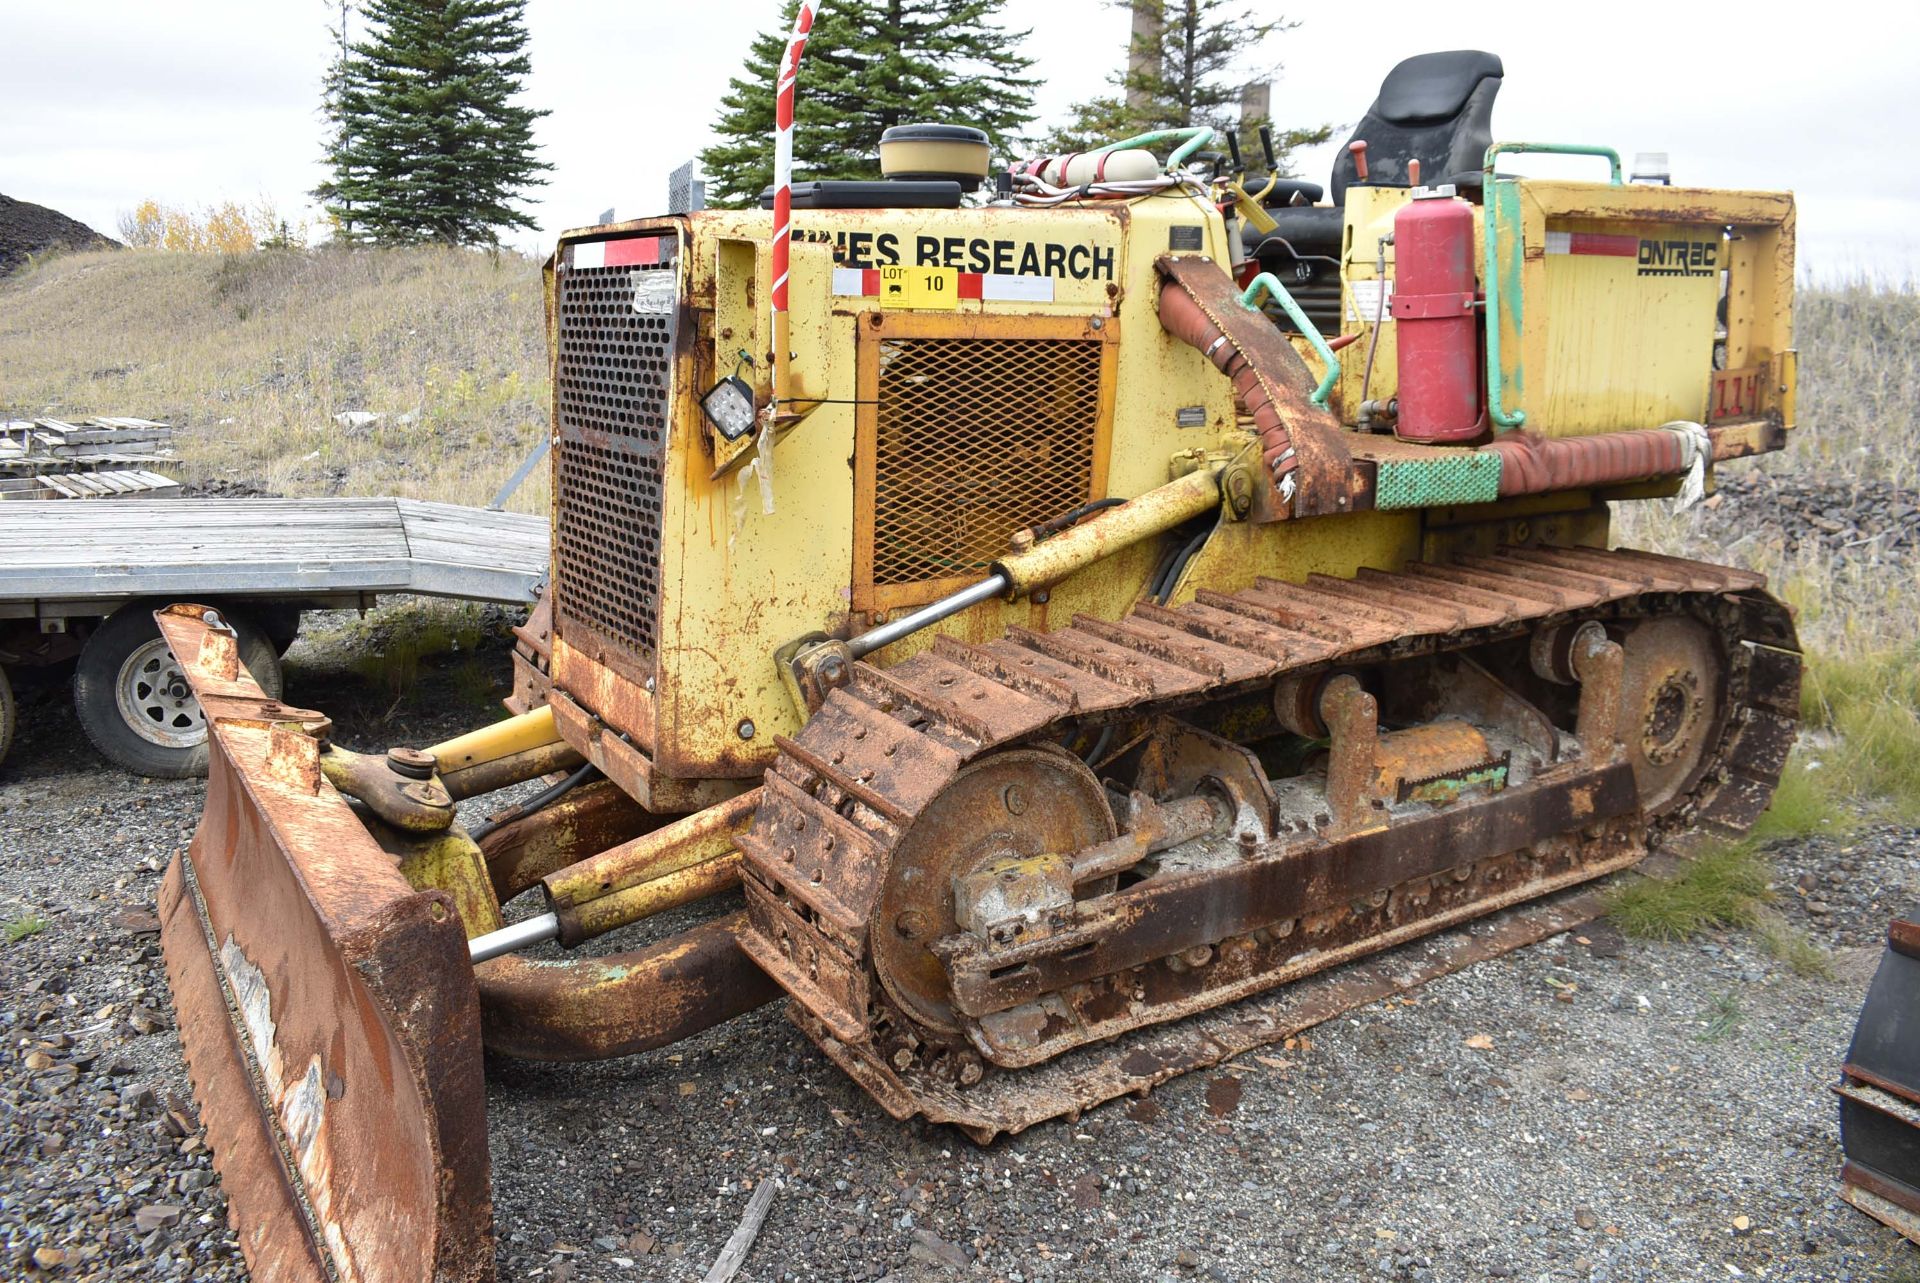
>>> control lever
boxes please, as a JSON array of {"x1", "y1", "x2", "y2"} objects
[{"x1": 1221, "y1": 126, "x2": 1277, "y2": 234}]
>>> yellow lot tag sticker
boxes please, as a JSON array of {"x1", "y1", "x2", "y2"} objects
[{"x1": 879, "y1": 264, "x2": 958, "y2": 310}]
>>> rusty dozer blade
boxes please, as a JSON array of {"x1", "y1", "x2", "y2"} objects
[
  {"x1": 154, "y1": 605, "x2": 495, "y2": 1283},
  {"x1": 1837, "y1": 913, "x2": 1920, "y2": 1246}
]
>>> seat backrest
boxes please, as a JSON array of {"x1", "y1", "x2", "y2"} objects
[{"x1": 1330, "y1": 50, "x2": 1503, "y2": 203}]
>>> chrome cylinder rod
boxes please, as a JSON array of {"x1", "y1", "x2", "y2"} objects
[
  {"x1": 469, "y1": 912, "x2": 560, "y2": 964},
  {"x1": 847, "y1": 573, "x2": 1008, "y2": 659}
]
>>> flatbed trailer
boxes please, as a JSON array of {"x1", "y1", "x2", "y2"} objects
[{"x1": 0, "y1": 497, "x2": 549, "y2": 775}]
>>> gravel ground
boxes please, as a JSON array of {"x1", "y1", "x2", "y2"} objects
[{"x1": 3, "y1": 588, "x2": 1918, "y2": 1282}]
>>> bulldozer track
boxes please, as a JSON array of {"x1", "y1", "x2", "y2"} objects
[{"x1": 738, "y1": 546, "x2": 1801, "y2": 1138}]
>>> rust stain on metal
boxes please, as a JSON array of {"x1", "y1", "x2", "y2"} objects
[
  {"x1": 439, "y1": 739, "x2": 583, "y2": 803},
  {"x1": 1155, "y1": 255, "x2": 1353, "y2": 517},
  {"x1": 479, "y1": 779, "x2": 664, "y2": 903},
  {"x1": 1839, "y1": 1166, "x2": 1920, "y2": 1246},
  {"x1": 542, "y1": 788, "x2": 759, "y2": 945},
  {"x1": 547, "y1": 685, "x2": 745, "y2": 814},
  {"x1": 1320, "y1": 675, "x2": 1380, "y2": 836},
  {"x1": 557, "y1": 852, "x2": 743, "y2": 945},
  {"x1": 266, "y1": 723, "x2": 322, "y2": 795},
  {"x1": 740, "y1": 548, "x2": 1800, "y2": 1140},
  {"x1": 475, "y1": 910, "x2": 781, "y2": 1062},
  {"x1": 192, "y1": 622, "x2": 243, "y2": 683}
]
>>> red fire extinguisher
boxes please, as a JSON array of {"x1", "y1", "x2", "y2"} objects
[{"x1": 1391, "y1": 186, "x2": 1482, "y2": 443}]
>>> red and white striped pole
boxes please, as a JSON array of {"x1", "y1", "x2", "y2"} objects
[{"x1": 770, "y1": 0, "x2": 818, "y2": 414}]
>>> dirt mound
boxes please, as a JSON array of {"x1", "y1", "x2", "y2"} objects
[{"x1": 0, "y1": 193, "x2": 119, "y2": 275}]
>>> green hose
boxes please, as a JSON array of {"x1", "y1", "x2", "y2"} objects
[
  {"x1": 1089, "y1": 127, "x2": 1219, "y2": 172},
  {"x1": 1239, "y1": 273, "x2": 1340, "y2": 406}
]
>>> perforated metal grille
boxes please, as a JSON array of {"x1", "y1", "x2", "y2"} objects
[
  {"x1": 1374, "y1": 453, "x2": 1504, "y2": 510},
  {"x1": 870, "y1": 338, "x2": 1103, "y2": 587},
  {"x1": 553, "y1": 243, "x2": 676, "y2": 664}
]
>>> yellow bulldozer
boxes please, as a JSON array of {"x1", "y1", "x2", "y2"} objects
[{"x1": 155, "y1": 37, "x2": 1813, "y2": 1283}]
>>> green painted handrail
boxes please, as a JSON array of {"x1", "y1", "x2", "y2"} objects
[
  {"x1": 1090, "y1": 127, "x2": 1218, "y2": 172},
  {"x1": 1240, "y1": 273, "x2": 1339, "y2": 406},
  {"x1": 1479, "y1": 142, "x2": 1626, "y2": 429},
  {"x1": 1483, "y1": 141, "x2": 1624, "y2": 186}
]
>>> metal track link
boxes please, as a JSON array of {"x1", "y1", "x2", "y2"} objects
[{"x1": 737, "y1": 546, "x2": 1799, "y2": 1137}]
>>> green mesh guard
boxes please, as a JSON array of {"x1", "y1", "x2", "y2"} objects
[{"x1": 1374, "y1": 453, "x2": 1503, "y2": 510}]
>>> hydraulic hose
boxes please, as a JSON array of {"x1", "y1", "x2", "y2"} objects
[
  {"x1": 1158, "y1": 281, "x2": 1304, "y2": 503},
  {"x1": 467, "y1": 760, "x2": 600, "y2": 844},
  {"x1": 1155, "y1": 526, "x2": 1213, "y2": 605}
]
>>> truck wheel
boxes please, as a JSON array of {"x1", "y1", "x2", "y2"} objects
[
  {"x1": 252, "y1": 603, "x2": 304, "y2": 658},
  {"x1": 0, "y1": 666, "x2": 14, "y2": 769},
  {"x1": 73, "y1": 605, "x2": 283, "y2": 778}
]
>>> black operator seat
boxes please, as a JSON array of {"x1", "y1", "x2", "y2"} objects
[
  {"x1": 1330, "y1": 49, "x2": 1504, "y2": 199},
  {"x1": 1248, "y1": 50, "x2": 1504, "y2": 267}
]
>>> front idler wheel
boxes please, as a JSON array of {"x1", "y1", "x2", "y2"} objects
[{"x1": 871, "y1": 745, "x2": 1116, "y2": 1036}]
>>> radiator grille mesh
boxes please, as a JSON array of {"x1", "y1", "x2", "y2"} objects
[
  {"x1": 870, "y1": 337, "x2": 1103, "y2": 587},
  {"x1": 553, "y1": 244, "x2": 675, "y2": 665}
]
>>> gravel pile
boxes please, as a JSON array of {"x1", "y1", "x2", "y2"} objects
[
  {"x1": 176, "y1": 478, "x2": 283, "y2": 500},
  {"x1": 2, "y1": 624, "x2": 1916, "y2": 1281},
  {"x1": 1698, "y1": 471, "x2": 1918, "y2": 565},
  {"x1": 478, "y1": 841, "x2": 1916, "y2": 1283}
]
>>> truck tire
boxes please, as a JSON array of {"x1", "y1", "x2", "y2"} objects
[
  {"x1": 0, "y1": 666, "x2": 14, "y2": 769},
  {"x1": 251, "y1": 603, "x2": 305, "y2": 658},
  {"x1": 73, "y1": 604, "x2": 283, "y2": 778}
]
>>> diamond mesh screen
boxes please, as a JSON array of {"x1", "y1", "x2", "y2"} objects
[
  {"x1": 553, "y1": 242, "x2": 676, "y2": 665},
  {"x1": 1374, "y1": 453, "x2": 1504, "y2": 510},
  {"x1": 869, "y1": 337, "x2": 1103, "y2": 587}
]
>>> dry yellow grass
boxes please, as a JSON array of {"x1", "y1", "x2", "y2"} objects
[{"x1": 0, "y1": 245, "x2": 549, "y2": 511}]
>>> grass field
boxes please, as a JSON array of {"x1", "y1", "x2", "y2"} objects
[{"x1": 0, "y1": 245, "x2": 548, "y2": 511}]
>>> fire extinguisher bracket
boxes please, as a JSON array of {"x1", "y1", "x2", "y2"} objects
[{"x1": 1392, "y1": 291, "x2": 1478, "y2": 321}]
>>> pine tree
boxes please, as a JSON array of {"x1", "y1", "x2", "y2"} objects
[
  {"x1": 316, "y1": 0, "x2": 549, "y2": 245},
  {"x1": 319, "y1": 2, "x2": 358, "y2": 238},
  {"x1": 1046, "y1": 1, "x2": 1331, "y2": 173},
  {"x1": 700, "y1": 0, "x2": 1039, "y2": 210}
]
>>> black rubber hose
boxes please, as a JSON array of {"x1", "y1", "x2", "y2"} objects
[
  {"x1": 1031, "y1": 497, "x2": 1127, "y2": 542},
  {"x1": 1155, "y1": 527, "x2": 1213, "y2": 605},
  {"x1": 1081, "y1": 725, "x2": 1116, "y2": 768},
  {"x1": 468, "y1": 760, "x2": 600, "y2": 843}
]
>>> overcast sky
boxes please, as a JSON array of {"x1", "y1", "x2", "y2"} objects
[{"x1": 5, "y1": 0, "x2": 1915, "y2": 278}]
